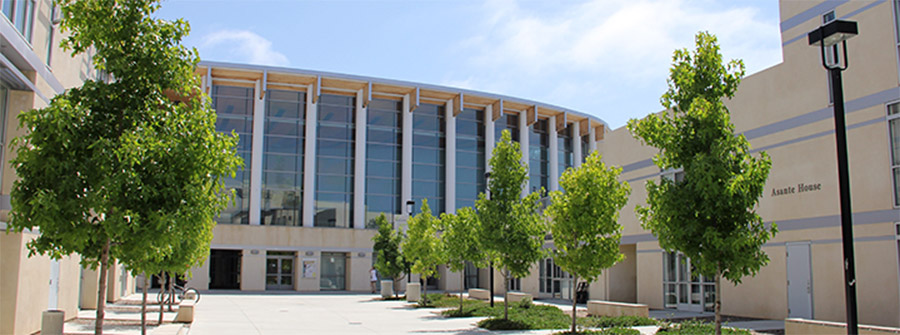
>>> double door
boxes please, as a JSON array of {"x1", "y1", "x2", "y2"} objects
[
  {"x1": 266, "y1": 252, "x2": 294, "y2": 290},
  {"x1": 663, "y1": 252, "x2": 715, "y2": 312}
]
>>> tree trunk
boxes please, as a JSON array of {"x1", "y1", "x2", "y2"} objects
[
  {"x1": 503, "y1": 267, "x2": 509, "y2": 320},
  {"x1": 459, "y1": 271, "x2": 465, "y2": 313},
  {"x1": 158, "y1": 273, "x2": 164, "y2": 325},
  {"x1": 422, "y1": 277, "x2": 428, "y2": 306},
  {"x1": 571, "y1": 275, "x2": 578, "y2": 334},
  {"x1": 95, "y1": 238, "x2": 111, "y2": 335},
  {"x1": 167, "y1": 272, "x2": 175, "y2": 312},
  {"x1": 141, "y1": 273, "x2": 149, "y2": 335},
  {"x1": 715, "y1": 269, "x2": 722, "y2": 335}
]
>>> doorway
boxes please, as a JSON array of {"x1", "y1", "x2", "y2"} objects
[
  {"x1": 266, "y1": 251, "x2": 295, "y2": 290},
  {"x1": 786, "y1": 242, "x2": 813, "y2": 319},
  {"x1": 48, "y1": 260, "x2": 60, "y2": 309},
  {"x1": 663, "y1": 252, "x2": 715, "y2": 312},
  {"x1": 209, "y1": 249, "x2": 242, "y2": 289},
  {"x1": 320, "y1": 252, "x2": 346, "y2": 290}
]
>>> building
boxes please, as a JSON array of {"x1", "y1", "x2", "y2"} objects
[
  {"x1": 0, "y1": 1, "x2": 135, "y2": 335},
  {"x1": 184, "y1": 62, "x2": 608, "y2": 293},
  {"x1": 596, "y1": 0, "x2": 900, "y2": 327}
]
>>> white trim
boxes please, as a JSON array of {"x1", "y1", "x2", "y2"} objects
[
  {"x1": 519, "y1": 111, "x2": 529, "y2": 198},
  {"x1": 572, "y1": 122, "x2": 582, "y2": 168},
  {"x1": 302, "y1": 85, "x2": 316, "y2": 227},
  {"x1": 485, "y1": 105, "x2": 495, "y2": 175},
  {"x1": 548, "y1": 115, "x2": 559, "y2": 193},
  {"x1": 445, "y1": 98, "x2": 456, "y2": 214},
  {"x1": 248, "y1": 80, "x2": 265, "y2": 225},
  {"x1": 353, "y1": 89, "x2": 366, "y2": 229},
  {"x1": 401, "y1": 94, "x2": 413, "y2": 225}
]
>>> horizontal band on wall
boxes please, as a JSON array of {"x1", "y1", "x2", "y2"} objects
[{"x1": 636, "y1": 234, "x2": 895, "y2": 254}]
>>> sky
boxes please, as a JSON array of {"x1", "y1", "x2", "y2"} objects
[{"x1": 156, "y1": 0, "x2": 784, "y2": 130}]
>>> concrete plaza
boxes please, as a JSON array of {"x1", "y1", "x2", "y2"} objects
[{"x1": 186, "y1": 292, "x2": 659, "y2": 335}]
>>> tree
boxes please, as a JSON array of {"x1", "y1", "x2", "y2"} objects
[
  {"x1": 476, "y1": 130, "x2": 546, "y2": 320},
  {"x1": 439, "y1": 207, "x2": 485, "y2": 313},
  {"x1": 401, "y1": 199, "x2": 444, "y2": 305},
  {"x1": 371, "y1": 213, "x2": 407, "y2": 297},
  {"x1": 626, "y1": 31, "x2": 775, "y2": 335},
  {"x1": 6, "y1": 1, "x2": 240, "y2": 334},
  {"x1": 545, "y1": 151, "x2": 630, "y2": 334}
]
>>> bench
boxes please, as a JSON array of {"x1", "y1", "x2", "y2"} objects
[
  {"x1": 173, "y1": 301, "x2": 194, "y2": 323},
  {"x1": 586, "y1": 300, "x2": 649, "y2": 317},
  {"x1": 507, "y1": 292, "x2": 532, "y2": 303},
  {"x1": 468, "y1": 288, "x2": 490, "y2": 300}
]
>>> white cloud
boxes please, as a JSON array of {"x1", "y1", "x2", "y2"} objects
[
  {"x1": 448, "y1": 0, "x2": 782, "y2": 128},
  {"x1": 199, "y1": 30, "x2": 289, "y2": 67}
]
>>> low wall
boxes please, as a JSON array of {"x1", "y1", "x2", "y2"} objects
[
  {"x1": 468, "y1": 288, "x2": 490, "y2": 300},
  {"x1": 785, "y1": 318, "x2": 900, "y2": 335},
  {"x1": 586, "y1": 300, "x2": 649, "y2": 317},
  {"x1": 508, "y1": 292, "x2": 532, "y2": 303}
]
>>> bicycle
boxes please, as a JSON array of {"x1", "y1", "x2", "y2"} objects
[{"x1": 157, "y1": 284, "x2": 200, "y2": 304}]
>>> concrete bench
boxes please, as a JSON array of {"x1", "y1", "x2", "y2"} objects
[
  {"x1": 786, "y1": 318, "x2": 900, "y2": 335},
  {"x1": 406, "y1": 282, "x2": 421, "y2": 302},
  {"x1": 173, "y1": 301, "x2": 194, "y2": 323},
  {"x1": 468, "y1": 288, "x2": 490, "y2": 300},
  {"x1": 508, "y1": 292, "x2": 532, "y2": 303},
  {"x1": 586, "y1": 300, "x2": 649, "y2": 317}
]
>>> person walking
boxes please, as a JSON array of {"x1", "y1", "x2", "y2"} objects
[{"x1": 370, "y1": 267, "x2": 378, "y2": 293}]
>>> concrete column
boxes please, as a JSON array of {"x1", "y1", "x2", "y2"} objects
[
  {"x1": 484, "y1": 105, "x2": 495, "y2": 173},
  {"x1": 249, "y1": 80, "x2": 265, "y2": 225},
  {"x1": 401, "y1": 95, "x2": 413, "y2": 227},
  {"x1": 298, "y1": 252, "x2": 320, "y2": 291},
  {"x1": 185, "y1": 254, "x2": 210, "y2": 290},
  {"x1": 588, "y1": 126, "x2": 597, "y2": 154},
  {"x1": 241, "y1": 249, "x2": 266, "y2": 291},
  {"x1": 354, "y1": 90, "x2": 366, "y2": 229},
  {"x1": 445, "y1": 99, "x2": 456, "y2": 214},
  {"x1": 519, "y1": 112, "x2": 529, "y2": 198},
  {"x1": 548, "y1": 115, "x2": 559, "y2": 193},
  {"x1": 80, "y1": 267, "x2": 99, "y2": 309},
  {"x1": 348, "y1": 252, "x2": 370, "y2": 291},
  {"x1": 573, "y1": 121, "x2": 582, "y2": 168},
  {"x1": 303, "y1": 86, "x2": 317, "y2": 227}
]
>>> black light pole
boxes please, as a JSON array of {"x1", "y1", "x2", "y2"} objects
[
  {"x1": 406, "y1": 199, "x2": 415, "y2": 284},
  {"x1": 485, "y1": 171, "x2": 494, "y2": 308},
  {"x1": 808, "y1": 19, "x2": 859, "y2": 335}
]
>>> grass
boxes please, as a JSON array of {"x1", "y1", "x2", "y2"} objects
[{"x1": 656, "y1": 320, "x2": 752, "y2": 335}]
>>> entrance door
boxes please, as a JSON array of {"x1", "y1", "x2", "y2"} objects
[
  {"x1": 321, "y1": 252, "x2": 346, "y2": 290},
  {"x1": 664, "y1": 252, "x2": 715, "y2": 312},
  {"x1": 48, "y1": 260, "x2": 60, "y2": 309},
  {"x1": 266, "y1": 252, "x2": 294, "y2": 290},
  {"x1": 787, "y1": 242, "x2": 813, "y2": 319},
  {"x1": 209, "y1": 249, "x2": 242, "y2": 289}
]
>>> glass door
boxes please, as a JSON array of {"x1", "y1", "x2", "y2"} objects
[
  {"x1": 664, "y1": 252, "x2": 715, "y2": 312},
  {"x1": 321, "y1": 252, "x2": 347, "y2": 290},
  {"x1": 266, "y1": 251, "x2": 294, "y2": 290}
]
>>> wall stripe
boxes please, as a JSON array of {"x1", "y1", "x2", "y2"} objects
[
  {"x1": 623, "y1": 208, "x2": 899, "y2": 246},
  {"x1": 780, "y1": 0, "x2": 847, "y2": 32},
  {"x1": 620, "y1": 86, "x2": 900, "y2": 177},
  {"x1": 210, "y1": 243, "x2": 373, "y2": 253},
  {"x1": 781, "y1": 0, "x2": 885, "y2": 47},
  {"x1": 749, "y1": 116, "x2": 884, "y2": 153},
  {"x1": 636, "y1": 235, "x2": 895, "y2": 254}
]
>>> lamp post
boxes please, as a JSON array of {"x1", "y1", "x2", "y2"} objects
[
  {"x1": 406, "y1": 199, "x2": 415, "y2": 283},
  {"x1": 484, "y1": 171, "x2": 494, "y2": 308},
  {"x1": 808, "y1": 19, "x2": 859, "y2": 335}
]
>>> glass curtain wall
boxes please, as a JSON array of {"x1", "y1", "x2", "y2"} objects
[
  {"x1": 412, "y1": 103, "x2": 446, "y2": 215},
  {"x1": 315, "y1": 94, "x2": 355, "y2": 228},
  {"x1": 261, "y1": 90, "x2": 305, "y2": 226},
  {"x1": 2, "y1": 0, "x2": 35, "y2": 41},
  {"x1": 212, "y1": 85, "x2": 254, "y2": 225},
  {"x1": 581, "y1": 134, "x2": 590, "y2": 161},
  {"x1": 365, "y1": 98, "x2": 402, "y2": 227},
  {"x1": 456, "y1": 108, "x2": 485, "y2": 210},
  {"x1": 557, "y1": 125, "x2": 574, "y2": 179},
  {"x1": 494, "y1": 113, "x2": 520, "y2": 142},
  {"x1": 529, "y1": 119, "x2": 549, "y2": 195}
]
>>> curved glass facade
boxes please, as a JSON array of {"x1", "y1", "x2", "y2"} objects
[
  {"x1": 213, "y1": 85, "x2": 254, "y2": 225},
  {"x1": 262, "y1": 90, "x2": 305, "y2": 226},
  {"x1": 315, "y1": 94, "x2": 355, "y2": 228},
  {"x1": 365, "y1": 98, "x2": 402, "y2": 227},
  {"x1": 412, "y1": 103, "x2": 446, "y2": 215},
  {"x1": 529, "y1": 119, "x2": 548, "y2": 195},
  {"x1": 456, "y1": 108, "x2": 485, "y2": 210}
]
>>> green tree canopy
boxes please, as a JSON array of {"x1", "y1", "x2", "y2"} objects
[
  {"x1": 6, "y1": 1, "x2": 240, "y2": 333},
  {"x1": 626, "y1": 31, "x2": 774, "y2": 335},
  {"x1": 401, "y1": 199, "x2": 444, "y2": 303},
  {"x1": 476, "y1": 130, "x2": 545, "y2": 319},
  {"x1": 372, "y1": 213, "x2": 406, "y2": 296},
  {"x1": 440, "y1": 207, "x2": 485, "y2": 312},
  {"x1": 546, "y1": 151, "x2": 630, "y2": 333}
]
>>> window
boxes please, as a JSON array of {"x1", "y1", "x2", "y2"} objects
[
  {"x1": 262, "y1": 90, "x2": 305, "y2": 226},
  {"x1": 581, "y1": 134, "x2": 590, "y2": 162},
  {"x1": 888, "y1": 102, "x2": 900, "y2": 207},
  {"x1": 315, "y1": 94, "x2": 355, "y2": 228},
  {"x1": 412, "y1": 103, "x2": 445, "y2": 215},
  {"x1": 212, "y1": 85, "x2": 254, "y2": 225},
  {"x1": 456, "y1": 108, "x2": 485, "y2": 210},
  {"x1": 557, "y1": 124, "x2": 574, "y2": 181},
  {"x1": 529, "y1": 119, "x2": 549, "y2": 195},
  {"x1": 365, "y1": 98, "x2": 402, "y2": 227},
  {"x1": 494, "y1": 113, "x2": 519, "y2": 142},
  {"x1": 1, "y1": 0, "x2": 35, "y2": 42},
  {"x1": 508, "y1": 277, "x2": 521, "y2": 292},
  {"x1": 663, "y1": 252, "x2": 715, "y2": 312},
  {"x1": 539, "y1": 257, "x2": 571, "y2": 295}
]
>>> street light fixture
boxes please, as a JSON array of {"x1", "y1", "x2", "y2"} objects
[
  {"x1": 808, "y1": 19, "x2": 859, "y2": 335},
  {"x1": 406, "y1": 199, "x2": 415, "y2": 283},
  {"x1": 484, "y1": 171, "x2": 494, "y2": 308}
]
